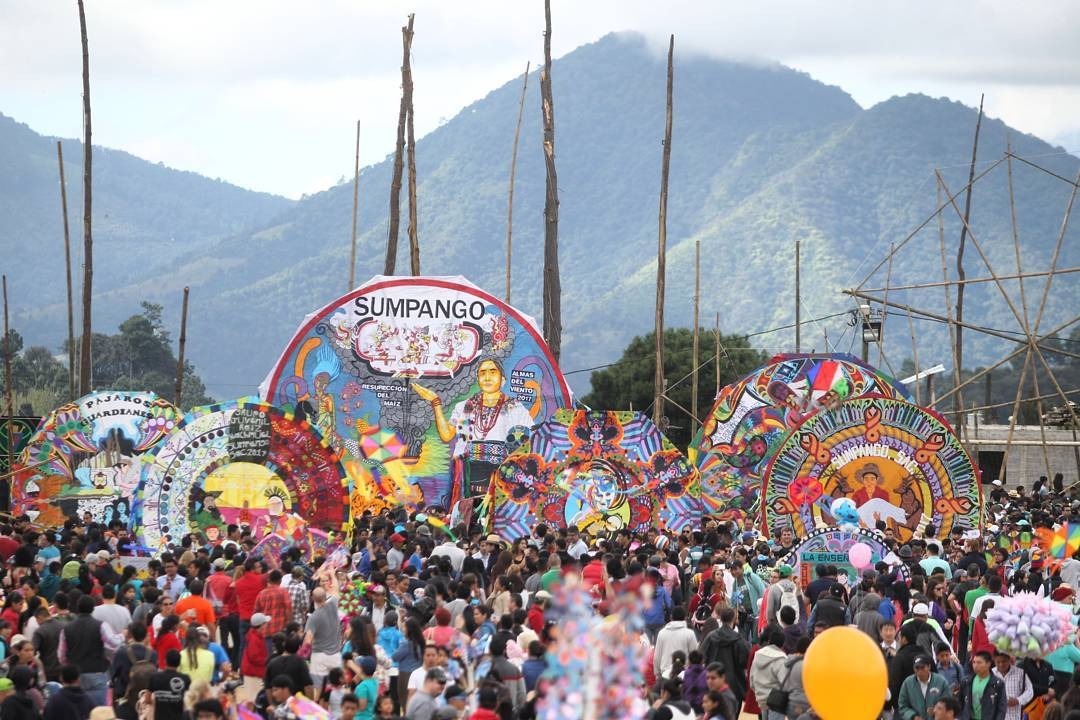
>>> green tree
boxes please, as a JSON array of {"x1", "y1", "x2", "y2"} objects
[{"x1": 582, "y1": 328, "x2": 766, "y2": 449}]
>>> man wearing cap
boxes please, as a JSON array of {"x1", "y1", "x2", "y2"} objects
[
  {"x1": 405, "y1": 667, "x2": 447, "y2": 720},
  {"x1": 388, "y1": 533, "x2": 406, "y2": 571},
  {"x1": 902, "y1": 603, "x2": 951, "y2": 649},
  {"x1": 764, "y1": 564, "x2": 802, "y2": 627},
  {"x1": 898, "y1": 655, "x2": 951, "y2": 720}
]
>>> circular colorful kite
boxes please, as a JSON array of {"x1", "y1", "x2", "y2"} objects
[
  {"x1": 486, "y1": 409, "x2": 702, "y2": 540},
  {"x1": 12, "y1": 391, "x2": 180, "y2": 527},
  {"x1": 261, "y1": 275, "x2": 571, "y2": 512},
  {"x1": 691, "y1": 353, "x2": 912, "y2": 523},
  {"x1": 135, "y1": 399, "x2": 350, "y2": 552},
  {"x1": 762, "y1": 395, "x2": 981, "y2": 541}
]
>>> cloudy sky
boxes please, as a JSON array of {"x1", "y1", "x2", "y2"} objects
[{"x1": 2, "y1": 1, "x2": 1077, "y2": 199}]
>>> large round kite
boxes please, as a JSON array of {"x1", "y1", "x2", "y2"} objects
[
  {"x1": 485, "y1": 409, "x2": 702, "y2": 540},
  {"x1": 762, "y1": 395, "x2": 981, "y2": 541},
  {"x1": 690, "y1": 353, "x2": 911, "y2": 523},
  {"x1": 261, "y1": 275, "x2": 571, "y2": 511},
  {"x1": 12, "y1": 391, "x2": 180, "y2": 527},
  {"x1": 135, "y1": 399, "x2": 350, "y2": 552}
]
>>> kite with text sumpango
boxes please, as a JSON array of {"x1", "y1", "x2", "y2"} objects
[
  {"x1": 11, "y1": 392, "x2": 180, "y2": 528},
  {"x1": 689, "y1": 353, "x2": 912, "y2": 523},
  {"x1": 485, "y1": 409, "x2": 702, "y2": 540},
  {"x1": 260, "y1": 275, "x2": 571, "y2": 514},
  {"x1": 134, "y1": 398, "x2": 351, "y2": 553},
  {"x1": 762, "y1": 395, "x2": 980, "y2": 541}
]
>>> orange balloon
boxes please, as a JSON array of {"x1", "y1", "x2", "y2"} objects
[{"x1": 803, "y1": 626, "x2": 888, "y2": 720}]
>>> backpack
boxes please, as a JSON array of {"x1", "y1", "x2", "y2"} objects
[
  {"x1": 691, "y1": 603, "x2": 712, "y2": 631},
  {"x1": 779, "y1": 583, "x2": 800, "y2": 622},
  {"x1": 125, "y1": 643, "x2": 155, "y2": 679}
]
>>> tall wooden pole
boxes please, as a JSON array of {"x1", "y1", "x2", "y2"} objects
[
  {"x1": 505, "y1": 61, "x2": 530, "y2": 304},
  {"x1": 348, "y1": 120, "x2": 360, "y2": 291},
  {"x1": 937, "y1": 180, "x2": 962, "y2": 433},
  {"x1": 540, "y1": 0, "x2": 561, "y2": 360},
  {"x1": 384, "y1": 14, "x2": 414, "y2": 276},
  {"x1": 77, "y1": 0, "x2": 93, "y2": 395},
  {"x1": 795, "y1": 240, "x2": 801, "y2": 352},
  {"x1": 404, "y1": 16, "x2": 419, "y2": 275},
  {"x1": 691, "y1": 238, "x2": 700, "y2": 438},
  {"x1": 3, "y1": 276, "x2": 11, "y2": 422},
  {"x1": 653, "y1": 35, "x2": 674, "y2": 428},
  {"x1": 57, "y1": 141, "x2": 76, "y2": 400},
  {"x1": 2, "y1": 276, "x2": 10, "y2": 486},
  {"x1": 174, "y1": 287, "x2": 189, "y2": 407},
  {"x1": 715, "y1": 313, "x2": 721, "y2": 397},
  {"x1": 953, "y1": 95, "x2": 984, "y2": 437}
]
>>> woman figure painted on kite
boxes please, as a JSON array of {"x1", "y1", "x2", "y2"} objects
[{"x1": 412, "y1": 357, "x2": 533, "y2": 501}]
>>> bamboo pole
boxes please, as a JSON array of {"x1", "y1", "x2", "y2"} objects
[
  {"x1": 691, "y1": 238, "x2": 700, "y2": 438},
  {"x1": 174, "y1": 287, "x2": 189, "y2": 407},
  {"x1": 879, "y1": 243, "x2": 895, "y2": 370},
  {"x1": 404, "y1": 16, "x2": 419, "y2": 276},
  {"x1": 859, "y1": 268, "x2": 1080, "y2": 294},
  {"x1": 348, "y1": 120, "x2": 360, "y2": 291},
  {"x1": 77, "y1": 0, "x2": 93, "y2": 394},
  {"x1": 540, "y1": 0, "x2": 561, "y2": 360},
  {"x1": 384, "y1": 14, "x2": 414, "y2": 276},
  {"x1": 936, "y1": 179, "x2": 962, "y2": 432},
  {"x1": 57, "y1": 141, "x2": 76, "y2": 401},
  {"x1": 1004, "y1": 140, "x2": 1052, "y2": 479},
  {"x1": 795, "y1": 240, "x2": 801, "y2": 352},
  {"x1": 653, "y1": 35, "x2": 674, "y2": 428},
  {"x1": 952, "y1": 95, "x2": 984, "y2": 436},
  {"x1": 906, "y1": 308, "x2": 921, "y2": 406},
  {"x1": 715, "y1": 313, "x2": 721, "y2": 398},
  {"x1": 3, "y1": 276, "x2": 12, "y2": 420},
  {"x1": 505, "y1": 62, "x2": 530, "y2": 304}
]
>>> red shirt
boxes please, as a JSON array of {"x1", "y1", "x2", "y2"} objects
[
  {"x1": 0, "y1": 536, "x2": 18, "y2": 561},
  {"x1": 233, "y1": 572, "x2": 267, "y2": 621},
  {"x1": 205, "y1": 572, "x2": 233, "y2": 617},
  {"x1": 240, "y1": 627, "x2": 268, "y2": 677},
  {"x1": 252, "y1": 585, "x2": 292, "y2": 636},
  {"x1": 526, "y1": 605, "x2": 545, "y2": 635},
  {"x1": 154, "y1": 631, "x2": 182, "y2": 668}
]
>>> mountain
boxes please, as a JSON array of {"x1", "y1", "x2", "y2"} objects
[
  {"x1": 0, "y1": 111, "x2": 293, "y2": 358},
  {"x1": 3, "y1": 32, "x2": 1078, "y2": 403}
]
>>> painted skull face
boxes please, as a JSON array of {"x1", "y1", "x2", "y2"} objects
[{"x1": 586, "y1": 472, "x2": 620, "y2": 513}]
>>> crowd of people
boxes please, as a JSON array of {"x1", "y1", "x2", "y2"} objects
[{"x1": 0, "y1": 473, "x2": 1078, "y2": 720}]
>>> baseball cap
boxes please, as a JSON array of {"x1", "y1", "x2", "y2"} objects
[
  {"x1": 911, "y1": 602, "x2": 930, "y2": 616},
  {"x1": 913, "y1": 656, "x2": 931, "y2": 668},
  {"x1": 212, "y1": 558, "x2": 226, "y2": 570},
  {"x1": 250, "y1": 613, "x2": 271, "y2": 628},
  {"x1": 389, "y1": 533, "x2": 405, "y2": 544},
  {"x1": 1052, "y1": 586, "x2": 1075, "y2": 602},
  {"x1": 358, "y1": 655, "x2": 377, "y2": 676},
  {"x1": 777, "y1": 564, "x2": 793, "y2": 578},
  {"x1": 97, "y1": 549, "x2": 113, "y2": 560}
]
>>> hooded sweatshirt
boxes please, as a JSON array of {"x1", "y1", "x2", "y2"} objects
[
  {"x1": 855, "y1": 592, "x2": 886, "y2": 639},
  {"x1": 749, "y1": 644, "x2": 789, "y2": 700},
  {"x1": 699, "y1": 625, "x2": 750, "y2": 701}
]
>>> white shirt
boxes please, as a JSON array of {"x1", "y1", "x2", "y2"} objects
[
  {"x1": 429, "y1": 542, "x2": 466, "y2": 573},
  {"x1": 567, "y1": 539, "x2": 588, "y2": 560}
]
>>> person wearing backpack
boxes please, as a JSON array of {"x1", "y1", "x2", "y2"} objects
[
  {"x1": 764, "y1": 565, "x2": 803, "y2": 628},
  {"x1": 109, "y1": 621, "x2": 158, "y2": 704}
]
